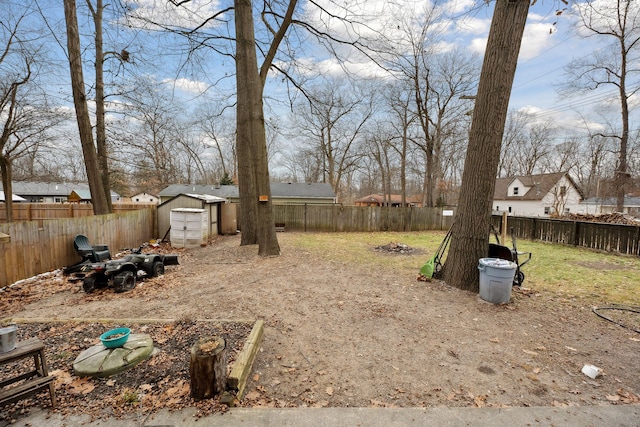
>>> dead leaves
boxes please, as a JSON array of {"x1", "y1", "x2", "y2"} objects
[
  {"x1": 68, "y1": 377, "x2": 95, "y2": 395},
  {"x1": 369, "y1": 399, "x2": 397, "y2": 408},
  {"x1": 606, "y1": 389, "x2": 640, "y2": 404}
]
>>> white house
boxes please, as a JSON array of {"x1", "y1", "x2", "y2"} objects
[
  {"x1": 130, "y1": 192, "x2": 160, "y2": 204},
  {"x1": 581, "y1": 196, "x2": 640, "y2": 216},
  {"x1": 493, "y1": 172, "x2": 584, "y2": 217}
]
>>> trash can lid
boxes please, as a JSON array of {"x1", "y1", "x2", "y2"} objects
[{"x1": 478, "y1": 258, "x2": 516, "y2": 269}]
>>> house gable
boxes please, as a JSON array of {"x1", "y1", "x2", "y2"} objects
[
  {"x1": 507, "y1": 178, "x2": 530, "y2": 197},
  {"x1": 493, "y1": 172, "x2": 583, "y2": 217}
]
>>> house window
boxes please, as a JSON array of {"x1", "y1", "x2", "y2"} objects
[
  {"x1": 560, "y1": 186, "x2": 567, "y2": 196},
  {"x1": 565, "y1": 208, "x2": 570, "y2": 213},
  {"x1": 544, "y1": 207, "x2": 550, "y2": 215},
  {"x1": 496, "y1": 206, "x2": 499, "y2": 211},
  {"x1": 513, "y1": 187, "x2": 519, "y2": 195},
  {"x1": 135, "y1": 198, "x2": 139, "y2": 202},
  {"x1": 508, "y1": 206, "x2": 512, "y2": 213}
]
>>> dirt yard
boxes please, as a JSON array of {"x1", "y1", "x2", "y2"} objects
[{"x1": 2, "y1": 232, "x2": 639, "y2": 419}]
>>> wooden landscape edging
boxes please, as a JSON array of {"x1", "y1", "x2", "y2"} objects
[
  {"x1": 221, "y1": 319, "x2": 264, "y2": 405},
  {"x1": 3, "y1": 317, "x2": 264, "y2": 406}
]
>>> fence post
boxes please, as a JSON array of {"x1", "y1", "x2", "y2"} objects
[
  {"x1": 573, "y1": 221, "x2": 580, "y2": 247},
  {"x1": 530, "y1": 218, "x2": 537, "y2": 240}
]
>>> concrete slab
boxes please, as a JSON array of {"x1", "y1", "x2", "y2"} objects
[{"x1": 3, "y1": 405, "x2": 639, "y2": 427}]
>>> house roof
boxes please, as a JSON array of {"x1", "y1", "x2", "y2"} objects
[
  {"x1": 131, "y1": 192, "x2": 159, "y2": 198},
  {"x1": 159, "y1": 183, "x2": 336, "y2": 200},
  {"x1": 582, "y1": 196, "x2": 640, "y2": 207},
  {"x1": 0, "y1": 191, "x2": 27, "y2": 202},
  {"x1": 354, "y1": 194, "x2": 421, "y2": 204},
  {"x1": 493, "y1": 172, "x2": 582, "y2": 201},
  {"x1": 2, "y1": 181, "x2": 119, "y2": 198}
]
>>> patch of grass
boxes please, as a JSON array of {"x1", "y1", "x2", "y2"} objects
[
  {"x1": 119, "y1": 388, "x2": 140, "y2": 406},
  {"x1": 285, "y1": 231, "x2": 448, "y2": 270},
  {"x1": 282, "y1": 232, "x2": 640, "y2": 305},
  {"x1": 53, "y1": 351, "x2": 72, "y2": 360}
]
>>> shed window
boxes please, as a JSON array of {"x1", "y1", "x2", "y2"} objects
[
  {"x1": 508, "y1": 206, "x2": 512, "y2": 213},
  {"x1": 544, "y1": 207, "x2": 550, "y2": 215},
  {"x1": 513, "y1": 187, "x2": 519, "y2": 195}
]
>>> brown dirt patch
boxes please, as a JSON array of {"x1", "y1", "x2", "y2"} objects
[{"x1": 2, "y1": 233, "x2": 639, "y2": 421}]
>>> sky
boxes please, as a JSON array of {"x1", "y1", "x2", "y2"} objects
[
  {"x1": 6, "y1": 0, "x2": 634, "y2": 167},
  {"x1": 119, "y1": 0, "x2": 623, "y2": 139}
]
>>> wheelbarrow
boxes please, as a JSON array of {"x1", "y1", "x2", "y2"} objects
[{"x1": 488, "y1": 226, "x2": 531, "y2": 286}]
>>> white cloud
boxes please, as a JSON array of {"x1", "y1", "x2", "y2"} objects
[
  {"x1": 466, "y1": 16, "x2": 556, "y2": 60},
  {"x1": 454, "y1": 17, "x2": 490, "y2": 35},
  {"x1": 441, "y1": 0, "x2": 477, "y2": 16},
  {"x1": 518, "y1": 105, "x2": 605, "y2": 133},
  {"x1": 162, "y1": 78, "x2": 209, "y2": 95},
  {"x1": 124, "y1": 0, "x2": 223, "y2": 30},
  {"x1": 278, "y1": 57, "x2": 392, "y2": 80}
]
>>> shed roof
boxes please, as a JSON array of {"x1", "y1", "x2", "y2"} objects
[{"x1": 158, "y1": 193, "x2": 226, "y2": 208}]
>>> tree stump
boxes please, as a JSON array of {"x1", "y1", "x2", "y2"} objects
[{"x1": 189, "y1": 336, "x2": 228, "y2": 399}]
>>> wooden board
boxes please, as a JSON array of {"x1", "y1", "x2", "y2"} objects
[{"x1": 227, "y1": 319, "x2": 264, "y2": 400}]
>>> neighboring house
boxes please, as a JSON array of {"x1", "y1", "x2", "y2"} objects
[
  {"x1": 581, "y1": 196, "x2": 640, "y2": 216},
  {"x1": 158, "y1": 183, "x2": 337, "y2": 205},
  {"x1": 354, "y1": 194, "x2": 422, "y2": 207},
  {"x1": 3, "y1": 181, "x2": 120, "y2": 203},
  {"x1": 0, "y1": 191, "x2": 26, "y2": 202},
  {"x1": 130, "y1": 192, "x2": 160, "y2": 204},
  {"x1": 67, "y1": 190, "x2": 92, "y2": 203},
  {"x1": 493, "y1": 172, "x2": 584, "y2": 217}
]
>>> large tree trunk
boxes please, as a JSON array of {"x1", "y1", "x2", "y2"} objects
[
  {"x1": 91, "y1": 0, "x2": 113, "y2": 212},
  {"x1": 616, "y1": 30, "x2": 629, "y2": 213},
  {"x1": 444, "y1": 0, "x2": 530, "y2": 292},
  {"x1": 63, "y1": 0, "x2": 110, "y2": 215},
  {"x1": 234, "y1": 0, "x2": 282, "y2": 256},
  {"x1": 235, "y1": 0, "x2": 261, "y2": 246},
  {"x1": 0, "y1": 158, "x2": 13, "y2": 222}
]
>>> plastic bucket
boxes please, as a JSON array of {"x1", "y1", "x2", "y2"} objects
[
  {"x1": 0, "y1": 324, "x2": 18, "y2": 353},
  {"x1": 478, "y1": 258, "x2": 517, "y2": 304}
]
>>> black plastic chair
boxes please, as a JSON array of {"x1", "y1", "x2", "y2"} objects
[{"x1": 73, "y1": 234, "x2": 111, "y2": 262}]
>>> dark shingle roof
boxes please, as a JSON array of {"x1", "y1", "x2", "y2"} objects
[
  {"x1": 158, "y1": 183, "x2": 336, "y2": 200},
  {"x1": 3, "y1": 181, "x2": 119, "y2": 197},
  {"x1": 493, "y1": 172, "x2": 581, "y2": 201}
]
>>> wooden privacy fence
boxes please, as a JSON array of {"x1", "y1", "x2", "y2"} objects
[
  {"x1": 272, "y1": 205, "x2": 455, "y2": 232},
  {"x1": 0, "y1": 203, "x2": 157, "y2": 222},
  {"x1": 0, "y1": 208, "x2": 156, "y2": 287},
  {"x1": 493, "y1": 215, "x2": 640, "y2": 256}
]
